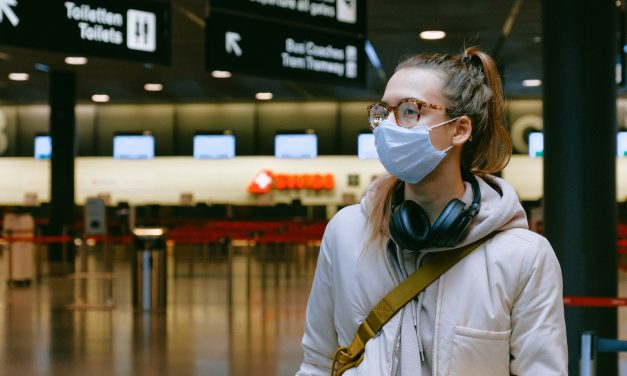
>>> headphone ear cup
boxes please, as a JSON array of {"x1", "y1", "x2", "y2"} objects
[
  {"x1": 430, "y1": 199, "x2": 466, "y2": 247},
  {"x1": 389, "y1": 201, "x2": 431, "y2": 250},
  {"x1": 446, "y1": 214, "x2": 473, "y2": 246}
]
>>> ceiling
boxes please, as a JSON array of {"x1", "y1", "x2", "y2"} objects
[{"x1": 0, "y1": 0, "x2": 553, "y2": 104}]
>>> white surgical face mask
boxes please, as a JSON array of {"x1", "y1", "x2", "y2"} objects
[{"x1": 374, "y1": 117, "x2": 458, "y2": 184}]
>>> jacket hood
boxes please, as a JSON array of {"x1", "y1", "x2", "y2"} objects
[{"x1": 359, "y1": 173, "x2": 529, "y2": 251}]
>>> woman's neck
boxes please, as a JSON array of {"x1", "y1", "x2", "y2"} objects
[{"x1": 404, "y1": 165, "x2": 466, "y2": 224}]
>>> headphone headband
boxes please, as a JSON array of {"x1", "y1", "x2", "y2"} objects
[{"x1": 461, "y1": 171, "x2": 481, "y2": 216}]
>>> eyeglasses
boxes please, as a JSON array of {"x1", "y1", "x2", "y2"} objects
[{"x1": 367, "y1": 98, "x2": 446, "y2": 129}]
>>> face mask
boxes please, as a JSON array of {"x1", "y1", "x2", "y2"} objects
[{"x1": 374, "y1": 118, "x2": 458, "y2": 184}]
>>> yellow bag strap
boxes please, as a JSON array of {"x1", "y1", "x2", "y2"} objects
[{"x1": 331, "y1": 233, "x2": 495, "y2": 376}]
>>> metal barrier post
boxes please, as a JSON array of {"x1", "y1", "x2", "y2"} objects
[
  {"x1": 131, "y1": 228, "x2": 167, "y2": 313},
  {"x1": 580, "y1": 331, "x2": 597, "y2": 376},
  {"x1": 78, "y1": 238, "x2": 88, "y2": 304},
  {"x1": 67, "y1": 236, "x2": 115, "y2": 311},
  {"x1": 4, "y1": 229, "x2": 12, "y2": 284},
  {"x1": 103, "y1": 237, "x2": 113, "y2": 307},
  {"x1": 62, "y1": 226, "x2": 68, "y2": 268}
]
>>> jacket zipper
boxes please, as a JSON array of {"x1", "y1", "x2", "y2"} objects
[{"x1": 432, "y1": 277, "x2": 443, "y2": 376}]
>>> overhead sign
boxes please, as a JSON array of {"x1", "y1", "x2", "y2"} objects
[
  {"x1": 206, "y1": 13, "x2": 365, "y2": 85},
  {"x1": 0, "y1": 0, "x2": 170, "y2": 64},
  {"x1": 0, "y1": 0, "x2": 19, "y2": 27},
  {"x1": 208, "y1": 0, "x2": 366, "y2": 35}
]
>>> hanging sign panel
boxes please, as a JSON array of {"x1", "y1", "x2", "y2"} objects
[
  {"x1": 0, "y1": 0, "x2": 170, "y2": 64},
  {"x1": 206, "y1": 13, "x2": 365, "y2": 85},
  {"x1": 208, "y1": 0, "x2": 366, "y2": 35}
]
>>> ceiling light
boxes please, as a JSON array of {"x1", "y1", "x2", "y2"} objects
[
  {"x1": 532, "y1": 36, "x2": 542, "y2": 43},
  {"x1": 65, "y1": 56, "x2": 88, "y2": 65},
  {"x1": 144, "y1": 83, "x2": 164, "y2": 92},
  {"x1": 0, "y1": 52, "x2": 10, "y2": 61},
  {"x1": 255, "y1": 92, "x2": 273, "y2": 100},
  {"x1": 522, "y1": 79, "x2": 542, "y2": 87},
  {"x1": 211, "y1": 70, "x2": 232, "y2": 78},
  {"x1": 419, "y1": 30, "x2": 446, "y2": 40},
  {"x1": 8, "y1": 73, "x2": 29, "y2": 81},
  {"x1": 91, "y1": 94, "x2": 110, "y2": 103}
]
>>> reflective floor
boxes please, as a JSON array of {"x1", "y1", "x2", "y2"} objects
[
  {"x1": 5, "y1": 243, "x2": 627, "y2": 375},
  {"x1": 0, "y1": 242, "x2": 317, "y2": 376}
]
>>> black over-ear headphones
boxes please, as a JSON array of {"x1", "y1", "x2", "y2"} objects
[{"x1": 389, "y1": 171, "x2": 481, "y2": 251}]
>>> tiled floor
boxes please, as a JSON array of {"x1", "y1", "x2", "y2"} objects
[{"x1": 0, "y1": 242, "x2": 317, "y2": 376}]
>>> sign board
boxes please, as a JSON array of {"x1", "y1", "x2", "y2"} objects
[
  {"x1": 0, "y1": 0, "x2": 170, "y2": 64},
  {"x1": 206, "y1": 12, "x2": 365, "y2": 85},
  {"x1": 85, "y1": 197, "x2": 106, "y2": 235},
  {"x1": 208, "y1": 0, "x2": 366, "y2": 35}
]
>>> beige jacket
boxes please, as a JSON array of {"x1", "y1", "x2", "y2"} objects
[{"x1": 296, "y1": 175, "x2": 567, "y2": 376}]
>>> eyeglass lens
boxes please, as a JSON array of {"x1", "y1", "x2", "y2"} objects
[{"x1": 368, "y1": 102, "x2": 421, "y2": 129}]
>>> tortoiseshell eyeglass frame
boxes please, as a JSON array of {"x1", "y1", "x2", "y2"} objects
[{"x1": 367, "y1": 98, "x2": 446, "y2": 129}]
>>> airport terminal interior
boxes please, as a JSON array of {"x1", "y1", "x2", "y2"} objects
[{"x1": 0, "y1": 0, "x2": 627, "y2": 375}]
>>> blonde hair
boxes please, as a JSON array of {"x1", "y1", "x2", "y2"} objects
[{"x1": 367, "y1": 47, "x2": 512, "y2": 244}]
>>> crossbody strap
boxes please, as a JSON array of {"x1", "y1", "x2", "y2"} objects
[{"x1": 331, "y1": 233, "x2": 495, "y2": 376}]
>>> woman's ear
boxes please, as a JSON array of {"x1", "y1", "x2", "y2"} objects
[{"x1": 452, "y1": 115, "x2": 472, "y2": 145}]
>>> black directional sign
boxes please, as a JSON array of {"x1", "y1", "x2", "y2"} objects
[
  {"x1": 0, "y1": 0, "x2": 170, "y2": 64},
  {"x1": 206, "y1": 0, "x2": 366, "y2": 85},
  {"x1": 208, "y1": 0, "x2": 366, "y2": 35},
  {"x1": 206, "y1": 12, "x2": 365, "y2": 85}
]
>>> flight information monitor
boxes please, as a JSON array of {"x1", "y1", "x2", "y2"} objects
[
  {"x1": 113, "y1": 133, "x2": 155, "y2": 159},
  {"x1": 618, "y1": 132, "x2": 627, "y2": 157},
  {"x1": 274, "y1": 133, "x2": 317, "y2": 159},
  {"x1": 193, "y1": 133, "x2": 236, "y2": 159},
  {"x1": 34, "y1": 135, "x2": 52, "y2": 160},
  {"x1": 357, "y1": 133, "x2": 378, "y2": 159},
  {"x1": 528, "y1": 132, "x2": 543, "y2": 158}
]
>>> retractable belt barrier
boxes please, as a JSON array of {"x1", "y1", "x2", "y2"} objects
[
  {"x1": 563, "y1": 296, "x2": 627, "y2": 307},
  {"x1": 0, "y1": 220, "x2": 328, "y2": 246},
  {"x1": 1, "y1": 235, "x2": 73, "y2": 244}
]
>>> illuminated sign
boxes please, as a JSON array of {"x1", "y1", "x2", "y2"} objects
[
  {"x1": 208, "y1": 0, "x2": 365, "y2": 34},
  {"x1": 247, "y1": 170, "x2": 335, "y2": 194},
  {"x1": 206, "y1": 0, "x2": 365, "y2": 85},
  {"x1": 207, "y1": 13, "x2": 364, "y2": 85},
  {"x1": 0, "y1": 0, "x2": 170, "y2": 64}
]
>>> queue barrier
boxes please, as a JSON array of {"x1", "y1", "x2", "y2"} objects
[
  {"x1": 0, "y1": 220, "x2": 328, "y2": 310},
  {"x1": 580, "y1": 332, "x2": 627, "y2": 376},
  {"x1": 0, "y1": 221, "x2": 328, "y2": 246},
  {"x1": 563, "y1": 296, "x2": 627, "y2": 375}
]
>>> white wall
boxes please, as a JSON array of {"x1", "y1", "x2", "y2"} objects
[
  {"x1": 2, "y1": 155, "x2": 626, "y2": 205},
  {"x1": 0, "y1": 156, "x2": 385, "y2": 206}
]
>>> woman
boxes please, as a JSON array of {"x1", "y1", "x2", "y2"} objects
[{"x1": 296, "y1": 47, "x2": 567, "y2": 376}]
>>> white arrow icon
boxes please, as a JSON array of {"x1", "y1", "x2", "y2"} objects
[
  {"x1": 0, "y1": 0, "x2": 19, "y2": 27},
  {"x1": 225, "y1": 31, "x2": 242, "y2": 57},
  {"x1": 254, "y1": 172, "x2": 272, "y2": 190}
]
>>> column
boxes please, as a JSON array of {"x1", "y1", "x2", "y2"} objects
[{"x1": 543, "y1": 1, "x2": 618, "y2": 374}]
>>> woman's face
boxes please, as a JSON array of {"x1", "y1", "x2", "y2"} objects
[{"x1": 381, "y1": 68, "x2": 455, "y2": 151}]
